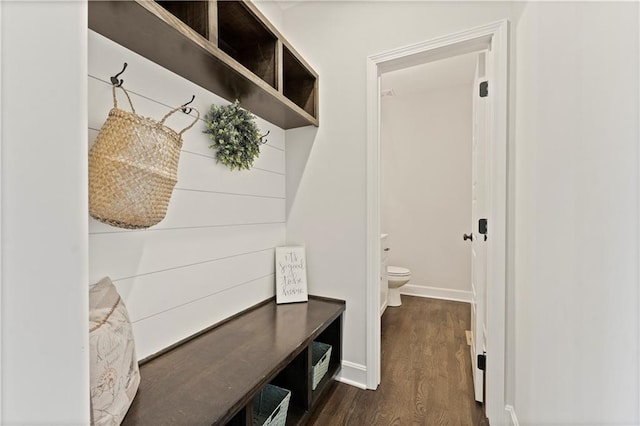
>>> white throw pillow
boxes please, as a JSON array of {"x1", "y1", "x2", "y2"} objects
[{"x1": 89, "y1": 277, "x2": 140, "y2": 426}]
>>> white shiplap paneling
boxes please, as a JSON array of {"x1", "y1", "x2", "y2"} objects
[
  {"x1": 89, "y1": 223, "x2": 285, "y2": 281},
  {"x1": 87, "y1": 80, "x2": 285, "y2": 173},
  {"x1": 89, "y1": 189, "x2": 284, "y2": 233},
  {"x1": 113, "y1": 248, "x2": 276, "y2": 323},
  {"x1": 88, "y1": 128, "x2": 285, "y2": 199},
  {"x1": 88, "y1": 30, "x2": 285, "y2": 360},
  {"x1": 132, "y1": 274, "x2": 275, "y2": 359}
]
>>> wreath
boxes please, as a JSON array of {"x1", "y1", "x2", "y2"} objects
[{"x1": 203, "y1": 100, "x2": 267, "y2": 170}]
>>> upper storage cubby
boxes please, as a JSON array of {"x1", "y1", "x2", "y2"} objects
[
  {"x1": 283, "y1": 46, "x2": 317, "y2": 117},
  {"x1": 217, "y1": 1, "x2": 278, "y2": 89},
  {"x1": 89, "y1": 0, "x2": 318, "y2": 129},
  {"x1": 156, "y1": 1, "x2": 212, "y2": 41}
]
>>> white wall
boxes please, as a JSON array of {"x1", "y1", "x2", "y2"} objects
[
  {"x1": 3, "y1": 2, "x2": 639, "y2": 424},
  {"x1": 381, "y1": 83, "x2": 472, "y2": 297},
  {"x1": 284, "y1": 0, "x2": 518, "y2": 385},
  {"x1": 285, "y1": 1, "x2": 640, "y2": 422},
  {"x1": 1, "y1": 2, "x2": 90, "y2": 424},
  {"x1": 88, "y1": 32, "x2": 286, "y2": 360},
  {"x1": 253, "y1": 0, "x2": 284, "y2": 31},
  {"x1": 513, "y1": 2, "x2": 639, "y2": 424}
]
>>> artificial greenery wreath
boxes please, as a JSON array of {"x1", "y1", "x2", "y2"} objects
[{"x1": 203, "y1": 100, "x2": 264, "y2": 170}]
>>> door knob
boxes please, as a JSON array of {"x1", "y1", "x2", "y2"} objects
[{"x1": 463, "y1": 233, "x2": 474, "y2": 241}]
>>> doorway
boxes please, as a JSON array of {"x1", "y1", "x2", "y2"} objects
[
  {"x1": 365, "y1": 20, "x2": 510, "y2": 425},
  {"x1": 379, "y1": 51, "x2": 483, "y2": 400}
]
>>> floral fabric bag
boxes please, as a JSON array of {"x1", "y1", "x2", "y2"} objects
[{"x1": 89, "y1": 277, "x2": 140, "y2": 426}]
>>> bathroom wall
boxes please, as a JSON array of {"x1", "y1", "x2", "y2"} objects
[
  {"x1": 381, "y1": 81, "x2": 473, "y2": 301},
  {"x1": 88, "y1": 31, "x2": 286, "y2": 360}
]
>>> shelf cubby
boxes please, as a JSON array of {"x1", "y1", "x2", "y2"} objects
[
  {"x1": 217, "y1": 1, "x2": 278, "y2": 89},
  {"x1": 283, "y1": 46, "x2": 317, "y2": 117},
  {"x1": 311, "y1": 315, "x2": 342, "y2": 405},
  {"x1": 155, "y1": 1, "x2": 212, "y2": 41},
  {"x1": 269, "y1": 348, "x2": 310, "y2": 425}
]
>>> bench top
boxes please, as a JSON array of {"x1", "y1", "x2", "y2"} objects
[{"x1": 122, "y1": 296, "x2": 345, "y2": 425}]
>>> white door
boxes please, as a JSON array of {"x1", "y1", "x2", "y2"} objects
[{"x1": 469, "y1": 51, "x2": 489, "y2": 403}]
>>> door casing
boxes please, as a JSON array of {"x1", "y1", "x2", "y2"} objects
[{"x1": 365, "y1": 19, "x2": 511, "y2": 425}]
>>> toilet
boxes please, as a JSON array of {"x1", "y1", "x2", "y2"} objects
[{"x1": 387, "y1": 266, "x2": 411, "y2": 307}]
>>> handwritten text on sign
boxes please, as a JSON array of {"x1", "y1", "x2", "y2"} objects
[{"x1": 275, "y1": 246, "x2": 308, "y2": 304}]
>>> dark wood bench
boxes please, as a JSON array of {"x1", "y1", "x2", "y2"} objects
[{"x1": 122, "y1": 296, "x2": 345, "y2": 425}]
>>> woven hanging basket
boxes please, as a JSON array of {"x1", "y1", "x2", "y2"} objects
[{"x1": 89, "y1": 85, "x2": 199, "y2": 229}]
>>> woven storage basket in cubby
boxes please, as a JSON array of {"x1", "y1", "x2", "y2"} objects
[
  {"x1": 311, "y1": 341, "x2": 332, "y2": 391},
  {"x1": 252, "y1": 384, "x2": 290, "y2": 426}
]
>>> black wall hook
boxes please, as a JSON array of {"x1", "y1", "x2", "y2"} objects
[
  {"x1": 259, "y1": 130, "x2": 270, "y2": 144},
  {"x1": 181, "y1": 95, "x2": 196, "y2": 114},
  {"x1": 110, "y1": 63, "x2": 128, "y2": 87}
]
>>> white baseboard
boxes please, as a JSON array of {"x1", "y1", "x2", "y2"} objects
[
  {"x1": 505, "y1": 405, "x2": 519, "y2": 426},
  {"x1": 380, "y1": 301, "x2": 387, "y2": 316},
  {"x1": 336, "y1": 361, "x2": 367, "y2": 389},
  {"x1": 400, "y1": 284, "x2": 473, "y2": 303}
]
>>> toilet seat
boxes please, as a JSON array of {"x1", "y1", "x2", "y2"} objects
[{"x1": 388, "y1": 266, "x2": 410, "y2": 276}]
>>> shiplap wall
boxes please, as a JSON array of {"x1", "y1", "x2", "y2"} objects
[{"x1": 88, "y1": 31, "x2": 286, "y2": 360}]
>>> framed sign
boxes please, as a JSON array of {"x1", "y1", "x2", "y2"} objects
[{"x1": 275, "y1": 246, "x2": 308, "y2": 304}]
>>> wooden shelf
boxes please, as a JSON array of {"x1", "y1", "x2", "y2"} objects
[
  {"x1": 120, "y1": 296, "x2": 344, "y2": 425},
  {"x1": 88, "y1": 0, "x2": 319, "y2": 129}
]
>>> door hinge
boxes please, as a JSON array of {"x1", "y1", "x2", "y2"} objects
[
  {"x1": 479, "y1": 218, "x2": 487, "y2": 241},
  {"x1": 479, "y1": 218, "x2": 487, "y2": 234},
  {"x1": 479, "y1": 81, "x2": 488, "y2": 98},
  {"x1": 477, "y1": 353, "x2": 486, "y2": 371}
]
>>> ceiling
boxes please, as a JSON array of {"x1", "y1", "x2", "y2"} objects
[{"x1": 380, "y1": 51, "x2": 478, "y2": 97}]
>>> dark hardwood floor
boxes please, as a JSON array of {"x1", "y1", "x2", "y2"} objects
[{"x1": 308, "y1": 296, "x2": 487, "y2": 425}]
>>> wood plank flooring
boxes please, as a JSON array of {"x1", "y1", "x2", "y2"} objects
[{"x1": 308, "y1": 296, "x2": 487, "y2": 425}]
